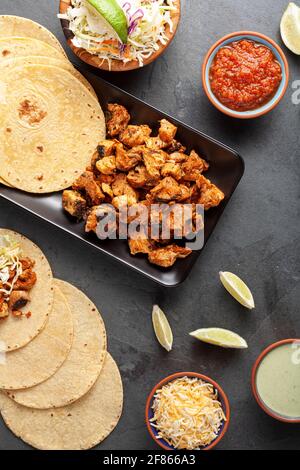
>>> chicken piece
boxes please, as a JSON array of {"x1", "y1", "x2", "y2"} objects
[
  {"x1": 14, "y1": 268, "x2": 37, "y2": 291},
  {"x1": 96, "y1": 174, "x2": 115, "y2": 185},
  {"x1": 167, "y1": 152, "x2": 187, "y2": 164},
  {"x1": 127, "y1": 200, "x2": 151, "y2": 224},
  {"x1": 111, "y1": 173, "x2": 138, "y2": 200},
  {"x1": 110, "y1": 174, "x2": 139, "y2": 208},
  {"x1": 115, "y1": 143, "x2": 142, "y2": 172},
  {"x1": 97, "y1": 140, "x2": 116, "y2": 158},
  {"x1": 142, "y1": 149, "x2": 167, "y2": 179},
  {"x1": 182, "y1": 150, "x2": 209, "y2": 182},
  {"x1": 112, "y1": 194, "x2": 138, "y2": 209},
  {"x1": 62, "y1": 190, "x2": 87, "y2": 220},
  {"x1": 8, "y1": 290, "x2": 30, "y2": 311},
  {"x1": 161, "y1": 162, "x2": 183, "y2": 180},
  {"x1": 0, "y1": 299, "x2": 8, "y2": 318},
  {"x1": 20, "y1": 258, "x2": 35, "y2": 271},
  {"x1": 197, "y1": 175, "x2": 225, "y2": 210},
  {"x1": 128, "y1": 237, "x2": 153, "y2": 255},
  {"x1": 148, "y1": 244, "x2": 192, "y2": 268},
  {"x1": 96, "y1": 156, "x2": 117, "y2": 176},
  {"x1": 85, "y1": 205, "x2": 117, "y2": 237},
  {"x1": 119, "y1": 125, "x2": 152, "y2": 148},
  {"x1": 127, "y1": 165, "x2": 159, "y2": 189},
  {"x1": 101, "y1": 183, "x2": 114, "y2": 199},
  {"x1": 145, "y1": 136, "x2": 169, "y2": 150},
  {"x1": 106, "y1": 103, "x2": 130, "y2": 137},
  {"x1": 73, "y1": 171, "x2": 105, "y2": 205},
  {"x1": 159, "y1": 119, "x2": 177, "y2": 143},
  {"x1": 150, "y1": 177, "x2": 190, "y2": 203},
  {"x1": 165, "y1": 140, "x2": 186, "y2": 154},
  {"x1": 149, "y1": 203, "x2": 197, "y2": 242},
  {"x1": 89, "y1": 140, "x2": 116, "y2": 171}
]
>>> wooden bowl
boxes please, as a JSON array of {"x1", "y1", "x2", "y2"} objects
[{"x1": 59, "y1": 0, "x2": 181, "y2": 72}]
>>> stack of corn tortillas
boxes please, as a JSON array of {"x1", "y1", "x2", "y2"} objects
[
  {"x1": 0, "y1": 229, "x2": 123, "y2": 450},
  {"x1": 0, "y1": 16, "x2": 105, "y2": 193}
]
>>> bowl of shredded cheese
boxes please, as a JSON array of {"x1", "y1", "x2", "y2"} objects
[{"x1": 145, "y1": 372, "x2": 230, "y2": 451}]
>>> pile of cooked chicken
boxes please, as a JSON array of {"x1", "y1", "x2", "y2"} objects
[
  {"x1": 62, "y1": 104, "x2": 224, "y2": 268},
  {"x1": 0, "y1": 258, "x2": 37, "y2": 319}
]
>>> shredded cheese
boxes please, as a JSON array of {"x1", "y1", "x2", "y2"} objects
[{"x1": 150, "y1": 377, "x2": 226, "y2": 450}]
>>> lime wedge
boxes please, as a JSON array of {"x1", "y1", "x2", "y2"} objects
[
  {"x1": 86, "y1": 0, "x2": 128, "y2": 44},
  {"x1": 280, "y1": 2, "x2": 300, "y2": 55},
  {"x1": 190, "y1": 328, "x2": 248, "y2": 349},
  {"x1": 219, "y1": 271, "x2": 255, "y2": 310},
  {"x1": 152, "y1": 305, "x2": 173, "y2": 352}
]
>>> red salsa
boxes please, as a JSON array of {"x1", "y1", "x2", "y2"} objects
[{"x1": 209, "y1": 40, "x2": 282, "y2": 111}]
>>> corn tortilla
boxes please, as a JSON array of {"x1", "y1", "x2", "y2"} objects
[
  {"x1": 0, "y1": 177, "x2": 12, "y2": 187},
  {"x1": 0, "y1": 230, "x2": 54, "y2": 352},
  {"x1": 0, "y1": 56, "x2": 97, "y2": 100},
  {"x1": 8, "y1": 280, "x2": 107, "y2": 409},
  {"x1": 0, "y1": 16, "x2": 66, "y2": 56},
  {"x1": 0, "y1": 37, "x2": 66, "y2": 64},
  {"x1": 0, "y1": 353, "x2": 123, "y2": 450},
  {"x1": 0, "y1": 64, "x2": 105, "y2": 193},
  {"x1": 0, "y1": 285, "x2": 73, "y2": 390}
]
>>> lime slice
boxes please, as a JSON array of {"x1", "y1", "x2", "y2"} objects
[
  {"x1": 86, "y1": 0, "x2": 128, "y2": 44},
  {"x1": 152, "y1": 305, "x2": 173, "y2": 352},
  {"x1": 219, "y1": 271, "x2": 255, "y2": 310},
  {"x1": 280, "y1": 2, "x2": 300, "y2": 55},
  {"x1": 190, "y1": 328, "x2": 248, "y2": 349}
]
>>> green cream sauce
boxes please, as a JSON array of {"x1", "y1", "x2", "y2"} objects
[{"x1": 256, "y1": 343, "x2": 300, "y2": 419}]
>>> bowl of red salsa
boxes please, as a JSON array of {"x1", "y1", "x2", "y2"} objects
[{"x1": 202, "y1": 31, "x2": 289, "y2": 119}]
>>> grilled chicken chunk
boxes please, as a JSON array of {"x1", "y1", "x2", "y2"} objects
[
  {"x1": 119, "y1": 125, "x2": 152, "y2": 147},
  {"x1": 161, "y1": 162, "x2": 183, "y2": 180},
  {"x1": 197, "y1": 175, "x2": 225, "y2": 210},
  {"x1": 8, "y1": 290, "x2": 30, "y2": 311},
  {"x1": 148, "y1": 244, "x2": 192, "y2": 268},
  {"x1": 96, "y1": 156, "x2": 117, "y2": 176},
  {"x1": 129, "y1": 237, "x2": 153, "y2": 255},
  {"x1": 159, "y1": 119, "x2": 177, "y2": 143},
  {"x1": 14, "y1": 268, "x2": 37, "y2": 291},
  {"x1": 142, "y1": 149, "x2": 167, "y2": 179},
  {"x1": 62, "y1": 190, "x2": 87, "y2": 219},
  {"x1": 150, "y1": 177, "x2": 190, "y2": 203},
  {"x1": 85, "y1": 205, "x2": 117, "y2": 237},
  {"x1": 182, "y1": 150, "x2": 209, "y2": 182},
  {"x1": 106, "y1": 103, "x2": 130, "y2": 137},
  {"x1": 127, "y1": 165, "x2": 159, "y2": 189},
  {"x1": 115, "y1": 143, "x2": 142, "y2": 172},
  {"x1": 73, "y1": 171, "x2": 105, "y2": 205}
]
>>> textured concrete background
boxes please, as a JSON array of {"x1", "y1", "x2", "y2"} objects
[{"x1": 0, "y1": 0, "x2": 299, "y2": 450}]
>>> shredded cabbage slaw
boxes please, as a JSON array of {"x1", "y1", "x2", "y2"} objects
[
  {"x1": 58, "y1": 0, "x2": 177, "y2": 69},
  {"x1": 0, "y1": 236, "x2": 22, "y2": 298}
]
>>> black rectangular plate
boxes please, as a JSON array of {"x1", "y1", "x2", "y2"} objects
[{"x1": 0, "y1": 69, "x2": 244, "y2": 287}]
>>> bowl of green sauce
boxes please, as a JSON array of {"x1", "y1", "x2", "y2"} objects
[{"x1": 252, "y1": 339, "x2": 300, "y2": 423}]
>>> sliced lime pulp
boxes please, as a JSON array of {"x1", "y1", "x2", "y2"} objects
[{"x1": 86, "y1": 0, "x2": 128, "y2": 44}]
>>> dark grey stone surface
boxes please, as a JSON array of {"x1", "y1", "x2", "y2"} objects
[{"x1": 0, "y1": 0, "x2": 299, "y2": 451}]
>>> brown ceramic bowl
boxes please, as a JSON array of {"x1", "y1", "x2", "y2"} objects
[
  {"x1": 252, "y1": 339, "x2": 300, "y2": 423},
  {"x1": 145, "y1": 372, "x2": 230, "y2": 451},
  {"x1": 59, "y1": 0, "x2": 181, "y2": 72},
  {"x1": 202, "y1": 31, "x2": 289, "y2": 119}
]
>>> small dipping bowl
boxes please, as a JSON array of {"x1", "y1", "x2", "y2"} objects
[
  {"x1": 202, "y1": 31, "x2": 289, "y2": 119},
  {"x1": 145, "y1": 372, "x2": 230, "y2": 451},
  {"x1": 252, "y1": 339, "x2": 300, "y2": 423}
]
